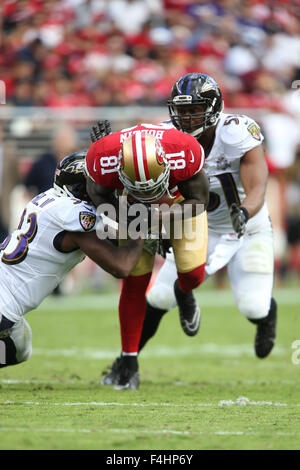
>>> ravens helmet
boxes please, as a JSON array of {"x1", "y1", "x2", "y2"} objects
[
  {"x1": 167, "y1": 73, "x2": 223, "y2": 138},
  {"x1": 118, "y1": 131, "x2": 170, "y2": 203},
  {"x1": 54, "y1": 150, "x2": 90, "y2": 201}
]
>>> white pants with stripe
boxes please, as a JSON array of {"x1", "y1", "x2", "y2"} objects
[{"x1": 147, "y1": 224, "x2": 274, "y2": 320}]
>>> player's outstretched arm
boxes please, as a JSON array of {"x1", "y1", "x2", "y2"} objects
[{"x1": 65, "y1": 231, "x2": 144, "y2": 279}]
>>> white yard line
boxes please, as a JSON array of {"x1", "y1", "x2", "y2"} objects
[
  {"x1": 0, "y1": 379, "x2": 79, "y2": 384},
  {"x1": 0, "y1": 426, "x2": 298, "y2": 437},
  {"x1": 0, "y1": 400, "x2": 299, "y2": 407},
  {"x1": 30, "y1": 343, "x2": 288, "y2": 359},
  {"x1": 0, "y1": 401, "x2": 214, "y2": 407}
]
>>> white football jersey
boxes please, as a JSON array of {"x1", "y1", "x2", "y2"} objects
[
  {"x1": 0, "y1": 189, "x2": 99, "y2": 321},
  {"x1": 203, "y1": 113, "x2": 269, "y2": 233},
  {"x1": 163, "y1": 115, "x2": 269, "y2": 233}
]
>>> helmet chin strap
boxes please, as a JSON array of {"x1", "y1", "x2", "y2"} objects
[
  {"x1": 190, "y1": 126, "x2": 205, "y2": 138},
  {"x1": 166, "y1": 188, "x2": 176, "y2": 199},
  {"x1": 53, "y1": 183, "x2": 77, "y2": 199},
  {"x1": 53, "y1": 183, "x2": 67, "y2": 197}
]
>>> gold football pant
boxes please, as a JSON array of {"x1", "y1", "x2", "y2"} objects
[
  {"x1": 126, "y1": 209, "x2": 208, "y2": 280},
  {"x1": 118, "y1": 206, "x2": 208, "y2": 352}
]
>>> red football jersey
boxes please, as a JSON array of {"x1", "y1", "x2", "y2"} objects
[{"x1": 85, "y1": 123, "x2": 205, "y2": 198}]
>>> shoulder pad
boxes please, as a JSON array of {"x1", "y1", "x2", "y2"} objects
[
  {"x1": 220, "y1": 115, "x2": 251, "y2": 144},
  {"x1": 63, "y1": 200, "x2": 98, "y2": 232},
  {"x1": 219, "y1": 114, "x2": 263, "y2": 156}
]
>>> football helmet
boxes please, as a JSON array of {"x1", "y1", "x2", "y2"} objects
[
  {"x1": 54, "y1": 150, "x2": 90, "y2": 201},
  {"x1": 118, "y1": 131, "x2": 170, "y2": 203},
  {"x1": 167, "y1": 73, "x2": 223, "y2": 138}
]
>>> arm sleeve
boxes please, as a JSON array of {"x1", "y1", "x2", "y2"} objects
[
  {"x1": 188, "y1": 139, "x2": 205, "y2": 176},
  {"x1": 175, "y1": 135, "x2": 205, "y2": 182},
  {"x1": 62, "y1": 203, "x2": 99, "y2": 233},
  {"x1": 85, "y1": 133, "x2": 121, "y2": 187},
  {"x1": 85, "y1": 142, "x2": 100, "y2": 183}
]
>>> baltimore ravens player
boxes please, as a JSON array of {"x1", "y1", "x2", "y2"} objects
[
  {"x1": 0, "y1": 151, "x2": 145, "y2": 369},
  {"x1": 138, "y1": 72, "x2": 277, "y2": 360},
  {"x1": 85, "y1": 123, "x2": 209, "y2": 389}
]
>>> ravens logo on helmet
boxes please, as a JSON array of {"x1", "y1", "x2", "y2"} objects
[{"x1": 54, "y1": 151, "x2": 90, "y2": 201}]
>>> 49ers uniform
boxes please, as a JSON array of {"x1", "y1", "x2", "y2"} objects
[
  {"x1": 86, "y1": 123, "x2": 208, "y2": 276},
  {"x1": 86, "y1": 122, "x2": 205, "y2": 200},
  {"x1": 86, "y1": 123, "x2": 208, "y2": 354}
]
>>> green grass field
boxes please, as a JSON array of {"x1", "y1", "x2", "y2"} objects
[{"x1": 0, "y1": 286, "x2": 300, "y2": 450}]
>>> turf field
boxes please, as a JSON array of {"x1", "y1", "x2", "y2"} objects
[{"x1": 0, "y1": 285, "x2": 299, "y2": 450}]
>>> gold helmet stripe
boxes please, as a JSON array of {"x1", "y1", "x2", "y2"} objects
[
  {"x1": 141, "y1": 132, "x2": 151, "y2": 180},
  {"x1": 132, "y1": 131, "x2": 144, "y2": 182},
  {"x1": 131, "y1": 131, "x2": 150, "y2": 182}
]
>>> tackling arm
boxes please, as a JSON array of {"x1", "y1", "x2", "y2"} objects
[
  {"x1": 63, "y1": 230, "x2": 144, "y2": 279},
  {"x1": 229, "y1": 144, "x2": 268, "y2": 238}
]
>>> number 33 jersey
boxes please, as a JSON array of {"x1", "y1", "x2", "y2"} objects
[
  {"x1": 0, "y1": 189, "x2": 98, "y2": 321},
  {"x1": 85, "y1": 123, "x2": 205, "y2": 199},
  {"x1": 204, "y1": 113, "x2": 269, "y2": 233}
]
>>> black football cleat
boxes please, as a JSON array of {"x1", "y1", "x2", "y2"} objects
[
  {"x1": 174, "y1": 280, "x2": 201, "y2": 337},
  {"x1": 251, "y1": 298, "x2": 277, "y2": 359},
  {"x1": 114, "y1": 370, "x2": 140, "y2": 391},
  {"x1": 100, "y1": 356, "x2": 122, "y2": 385},
  {"x1": 114, "y1": 356, "x2": 139, "y2": 391}
]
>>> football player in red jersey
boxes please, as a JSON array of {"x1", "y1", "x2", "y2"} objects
[
  {"x1": 138, "y1": 73, "x2": 277, "y2": 364},
  {"x1": 85, "y1": 123, "x2": 209, "y2": 389}
]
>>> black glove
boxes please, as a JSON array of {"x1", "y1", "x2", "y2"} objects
[
  {"x1": 158, "y1": 237, "x2": 171, "y2": 258},
  {"x1": 143, "y1": 237, "x2": 159, "y2": 256},
  {"x1": 90, "y1": 120, "x2": 112, "y2": 143},
  {"x1": 229, "y1": 203, "x2": 249, "y2": 238}
]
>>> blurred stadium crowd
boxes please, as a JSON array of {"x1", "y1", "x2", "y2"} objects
[
  {"x1": 1, "y1": 0, "x2": 300, "y2": 287},
  {"x1": 2, "y1": 0, "x2": 300, "y2": 108}
]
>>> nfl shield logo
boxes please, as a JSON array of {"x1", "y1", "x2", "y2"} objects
[{"x1": 79, "y1": 211, "x2": 96, "y2": 231}]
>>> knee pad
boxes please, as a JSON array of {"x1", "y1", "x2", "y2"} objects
[
  {"x1": 236, "y1": 295, "x2": 270, "y2": 320},
  {"x1": 146, "y1": 283, "x2": 177, "y2": 311},
  {"x1": 10, "y1": 319, "x2": 32, "y2": 363}
]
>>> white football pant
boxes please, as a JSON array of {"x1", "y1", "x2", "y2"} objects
[
  {"x1": 147, "y1": 225, "x2": 274, "y2": 320},
  {"x1": 0, "y1": 317, "x2": 32, "y2": 365}
]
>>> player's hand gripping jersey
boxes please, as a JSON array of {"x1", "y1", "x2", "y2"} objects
[
  {"x1": 203, "y1": 113, "x2": 267, "y2": 233},
  {"x1": 85, "y1": 123, "x2": 205, "y2": 201},
  {"x1": 0, "y1": 189, "x2": 98, "y2": 321}
]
